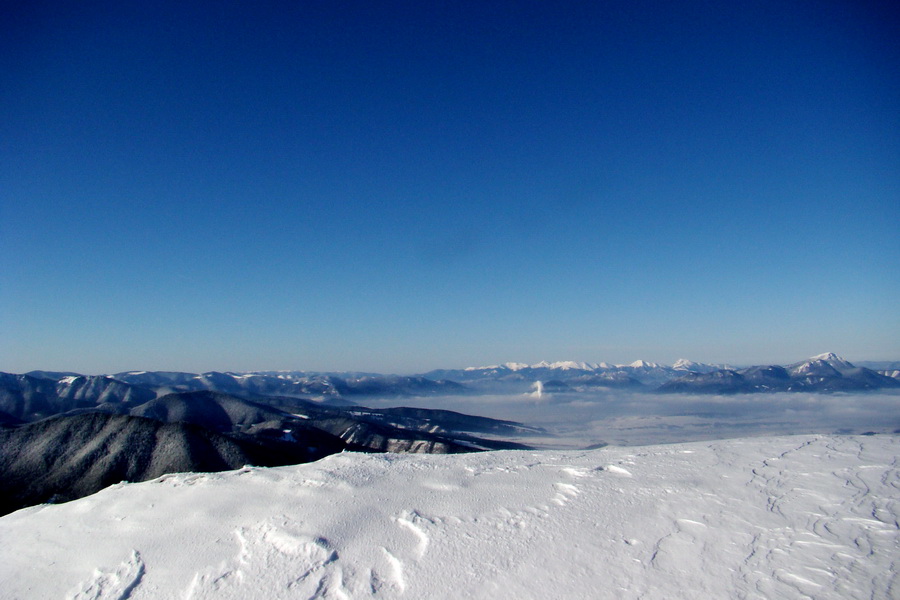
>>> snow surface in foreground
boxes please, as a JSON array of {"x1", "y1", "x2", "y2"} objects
[{"x1": 1, "y1": 435, "x2": 898, "y2": 599}]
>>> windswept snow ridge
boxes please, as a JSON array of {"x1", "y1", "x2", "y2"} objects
[{"x1": 1, "y1": 435, "x2": 897, "y2": 599}]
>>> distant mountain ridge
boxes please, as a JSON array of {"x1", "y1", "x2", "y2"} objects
[
  {"x1": 658, "y1": 353, "x2": 900, "y2": 394},
  {"x1": 432, "y1": 353, "x2": 899, "y2": 393},
  {"x1": 110, "y1": 370, "x2": 464, "y2": 402},
  {"x1": 3, "y1": 354, "x2": 896, "y2": 411},
  {"x1": 0, "y1": 373, "x2": 155, "y2": 422},
  {"x1": 426, "y1": 358, "x2": 725, "y2": 389}
]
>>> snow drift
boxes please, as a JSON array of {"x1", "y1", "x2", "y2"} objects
[{"x1": 0, "y1": 434, "x2": 897, "y2": 599}]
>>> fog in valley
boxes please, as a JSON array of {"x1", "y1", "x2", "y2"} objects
[{"x1": 364, "y1": 390, "x2": 900, "y2": 448}]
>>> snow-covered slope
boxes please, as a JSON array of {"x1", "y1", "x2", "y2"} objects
[{"x1": 1, "y1": 435, "x2": 897, "y2": 599}]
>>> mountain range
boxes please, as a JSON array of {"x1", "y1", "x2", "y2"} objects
[
  {"x1": 426, "y1": 358, "x2": 723, "y2": 389},
  {"x1": 427, "y1": 353, "x2": 899, "y2": 393},
  {"x1": 658, "y1": 353, "x2": 900, "y2": 394},
  {"x1": 2, "y1": 354, "x2": 897, "y2": 424}
]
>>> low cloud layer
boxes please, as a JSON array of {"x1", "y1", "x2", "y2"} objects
[{"x1": 365, "y1": 391, "x2": 900, "y2": 448}]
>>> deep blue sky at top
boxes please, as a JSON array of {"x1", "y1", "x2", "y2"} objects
[{"x1": 2, "y1": 1, "x2": 898, "y2": 373}]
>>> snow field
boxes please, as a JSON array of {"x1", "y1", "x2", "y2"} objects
[{"x1": 0, "y1": 435, "x2": 897, "y2": 599}]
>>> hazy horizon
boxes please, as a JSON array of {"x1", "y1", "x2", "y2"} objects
[{"x1": 5, "y1": 351, "x2": 900, "y2": 379}]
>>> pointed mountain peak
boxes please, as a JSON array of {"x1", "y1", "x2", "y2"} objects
[
  {"x1": 806, "y1": 352, "x2": 855, "y2": 373},
  {"x1": 673, "y1": 358, "x2": 698, "y2": 369},
  {"x1": 627, "y1": 360, "x2": 659, "y2": 369},
  {"x1": 807, "y1": 353, "x2": 854, "y2": 370}
]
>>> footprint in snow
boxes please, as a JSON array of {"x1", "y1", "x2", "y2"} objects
[
  {"x1": 183, "y1": 519, "x2": 345, "y2": 600},
  {"x1": 370, "y1": 548, "x2": 406, "y2": 594},
  {"x1": 67, "y1": 550, "x2": 145, "y2": 600},
  {"x1": 396, "y1": 511, "x2": 431, "y2": 558},
  {"x1": 552, "y1": 482, "x2": 580, "y2": 506}
]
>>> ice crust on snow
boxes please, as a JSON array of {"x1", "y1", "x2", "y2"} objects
[{"x1": 1, "y1": 434, "x2": 897, "y2": 600}]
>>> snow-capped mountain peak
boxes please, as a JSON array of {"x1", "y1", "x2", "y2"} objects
[
  {"x1": 673, "y1": 359, "x2": 698, "y2": 370},
  {"x1": 799, "y1": 352, "x2": 855, "y2": 374},
  {"x1": 533, "y1": 361, "x2": 596, "y2": 371},
  {"x1": 810, "y1": 352, "x2": 852, "y2": 365},
  {"x1": 503, "y1": 362, "x2": 529, "y2": 371},
  {"x1": 463, "y1": 362, "x2": 529, "y2": 372},
  {"x1": 465, "y1": 361, "x2": 598, "y2": 372},
  {"x1": 626, "y1": 360, "x2": 659, "y2": 369}
]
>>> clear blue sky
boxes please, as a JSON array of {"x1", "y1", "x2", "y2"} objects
[{"x1": 2, "y1": 1, "x2": 898, "y2": 374}]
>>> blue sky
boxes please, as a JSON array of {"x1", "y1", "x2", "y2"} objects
[{"x1": 2, "y1": 1, "x2": 898, "y2": 374}]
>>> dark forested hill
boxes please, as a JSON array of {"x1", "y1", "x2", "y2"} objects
[{"x1": 0, "y1": 412, "x2": 347, "y2": 516}]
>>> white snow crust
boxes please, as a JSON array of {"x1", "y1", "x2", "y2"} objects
[{"x1": 1, "y1": 435, "x2": 898, "y2": 599}]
